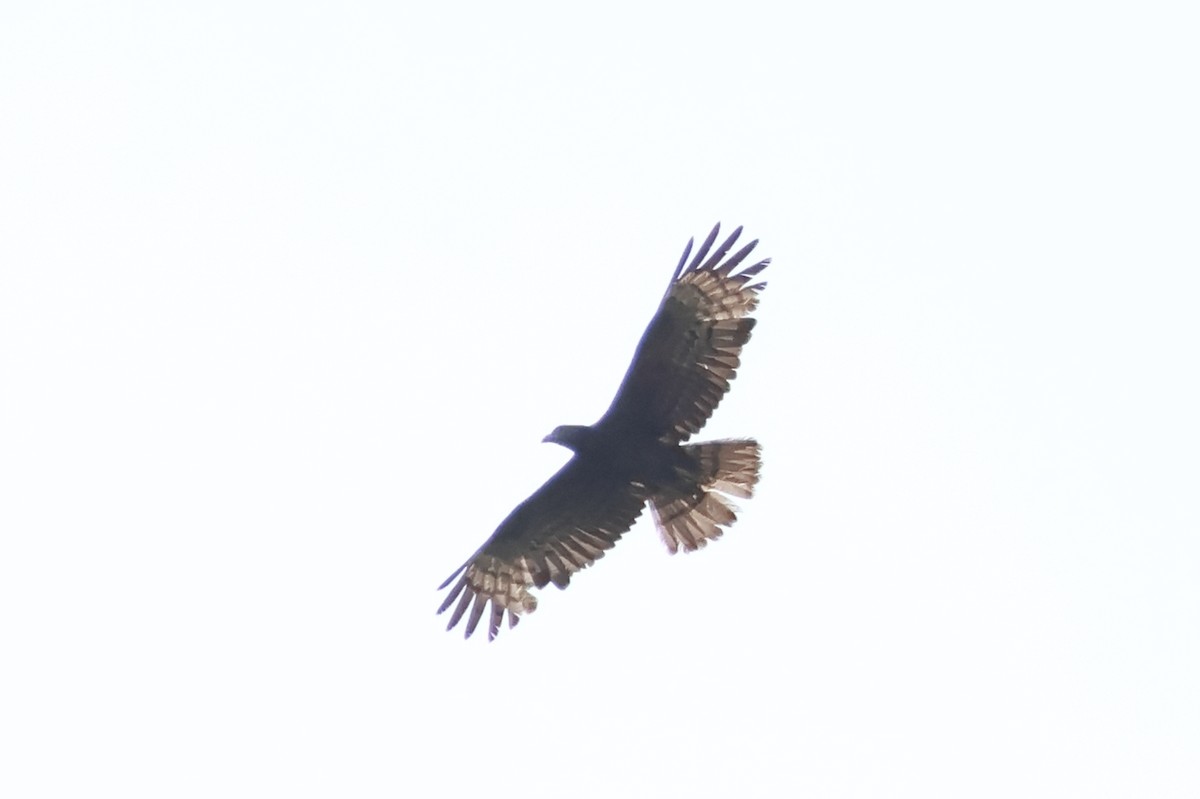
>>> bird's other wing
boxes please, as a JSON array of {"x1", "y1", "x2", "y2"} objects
[
  {"x1": 598, "y1": 223, "x2": 769, "y2": 443},
  {"x1": 437, "y1": 459, "x2": 648, "y2": 641}
]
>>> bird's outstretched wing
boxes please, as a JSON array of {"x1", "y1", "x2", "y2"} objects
[
  {"x1": 437, "y1": 459, "x2": 648, "y2": 640},
  {"x1": 599, "y1": 223, "x2": 768, "y2": 443}
]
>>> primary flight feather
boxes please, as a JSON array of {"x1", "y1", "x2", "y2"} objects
[{"x1": 437, "y1": 224, "x2": 769, "y2": 640}]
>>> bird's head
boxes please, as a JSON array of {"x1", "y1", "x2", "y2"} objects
[{"x1": 543, "y1": 424, "x2": 594, "y2": 452}]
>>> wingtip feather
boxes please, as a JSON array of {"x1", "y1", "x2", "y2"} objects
[
  {"x1": 445, "y1": 585, "x2": 473, "y2": 630},
  {"x1": 464, "y1": 591, "x2": 488, "y2": 638},
  {"x1": 699, "y1": 226, "x2": 744, "y2": 273},
  {"x1": 718, "y1": 239, "x2": 759, "y2": 276},
  {"x1": 686, "y1": 223, "x2": 722, "y2": 274},
  {"x1": 437, "y1": 575, "x2": 467, "y2": 614},
  {"x1": 672, "y1": 237, "x2": 695, "y2": 283}
]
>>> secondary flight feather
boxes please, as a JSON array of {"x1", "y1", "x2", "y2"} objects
[{"x1": 437, "y1": 223, "x2": 769, "y2": 640}]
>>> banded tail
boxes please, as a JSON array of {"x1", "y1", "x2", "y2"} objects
[{"x1": 649, "y1": 439, "x2": 761, "y2": 554}]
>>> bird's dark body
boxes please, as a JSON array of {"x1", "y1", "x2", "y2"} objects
[{"x1": 545, "y1": 423, "x2": 699, "y2": 496}]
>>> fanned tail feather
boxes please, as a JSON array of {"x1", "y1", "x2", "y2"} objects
[{"x1": 650, "y1": 439, "x2": 761, "y2": 554}]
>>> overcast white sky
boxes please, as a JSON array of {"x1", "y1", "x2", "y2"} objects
[{"x1": 2, "y1": 2, "x2": 1197, "y2": 797}]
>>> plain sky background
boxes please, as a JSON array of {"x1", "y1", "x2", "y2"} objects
[{"x1": 2, "y1": 2, "x2": 1197, "y2": 797}]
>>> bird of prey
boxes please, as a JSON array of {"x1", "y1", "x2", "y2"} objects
[{"x1": 438, "y1": 224, "x2": 769, "y2": 640}]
